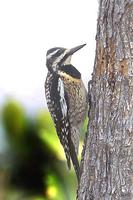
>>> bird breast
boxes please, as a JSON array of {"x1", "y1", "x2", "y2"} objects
[{"x1": 59, "y1": 71, "x2": 88, "y2": 127}]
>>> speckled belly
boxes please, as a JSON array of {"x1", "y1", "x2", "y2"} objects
[{"x1": 62, "y1": 77, "x2": 88, "y2": 127}]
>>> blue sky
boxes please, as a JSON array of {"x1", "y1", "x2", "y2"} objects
[{"x1": 0, "y1": 0, "x2": 98, "y2": 112}]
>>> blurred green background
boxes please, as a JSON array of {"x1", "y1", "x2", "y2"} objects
[{"x1": 0, "y1": 99, "x2": 87, "y2": 200}]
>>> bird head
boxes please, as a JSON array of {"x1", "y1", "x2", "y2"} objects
[{"x1": 46, "y1": 44, "x2": 86, "y2": 72}]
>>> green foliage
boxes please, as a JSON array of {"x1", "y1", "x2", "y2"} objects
[
  {"x1": 2, "y1": 99, "x2": 26, "y2": 136},
  {"x1": 36, "y1": 111, "x2": 66, "y2": 160},
  {"x1": 0, "y1": 99, "x2": 77, "y2": 200},
  {"x1": 36, "y1": 111, "x2": 55, "y2": 133}
]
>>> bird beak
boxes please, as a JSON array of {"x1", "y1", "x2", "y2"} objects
[
  {"x1": 60, "y1": 44, "x2": 86, "y2": 65},
  {"x1": 68, "y1": 44, "x2": 86, "y2": 56}
]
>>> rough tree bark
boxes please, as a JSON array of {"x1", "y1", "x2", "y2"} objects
[{"x1": 78, "y1": 0, "x2": 133, "y2": 199}]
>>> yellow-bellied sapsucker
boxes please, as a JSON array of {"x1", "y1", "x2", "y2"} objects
[{"x1": 45, "y1": 44, "x2": 88, "y2": 181}]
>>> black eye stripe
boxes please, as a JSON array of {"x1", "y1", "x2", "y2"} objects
[{"x1": 55, "y1": 50, "x2": 63, "y2": 57}]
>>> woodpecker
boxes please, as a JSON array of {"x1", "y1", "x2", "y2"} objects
[{"x1": 45, "y1": 44, "x2": 88, "y2": 181}]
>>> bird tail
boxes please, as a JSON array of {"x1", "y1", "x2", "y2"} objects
[
  {"x1": 68, "y1": 127, "x2": 80, "y2": 182},
  {"x1": 71, "y1": 127, "x2": 80, "y2": 156},
  {"x1": 69, "y1": 136, "x2": 80, "y2": 182}
]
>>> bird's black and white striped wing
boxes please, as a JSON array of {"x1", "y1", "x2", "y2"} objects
[
  {"x1": 45, "y1": 72, "x2": 71, "y2": 168},
  {"x1": 45, "y1": 72, "x2": 80, "y2": 180}
]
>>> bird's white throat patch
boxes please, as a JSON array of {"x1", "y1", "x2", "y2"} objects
[{"x1": 63, "y1": 55, "x2": 71, "y2": 65}]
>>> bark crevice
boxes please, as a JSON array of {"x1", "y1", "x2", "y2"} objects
[{"x1": 78, "y1": 1, "x2": 133, "y2": 199}]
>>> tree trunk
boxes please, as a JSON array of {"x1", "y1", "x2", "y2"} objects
[{"x1": 78, "y1": 0, "x2": 133, "y2": 199}]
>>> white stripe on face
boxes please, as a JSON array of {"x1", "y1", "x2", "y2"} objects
[{"x1": 46, "y1": 49, "x2": 60, "y2": 59}]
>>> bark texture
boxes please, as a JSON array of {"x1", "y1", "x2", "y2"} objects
[{"x1": 78, "y1": 0, "x2": 133, "y2": 199}]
